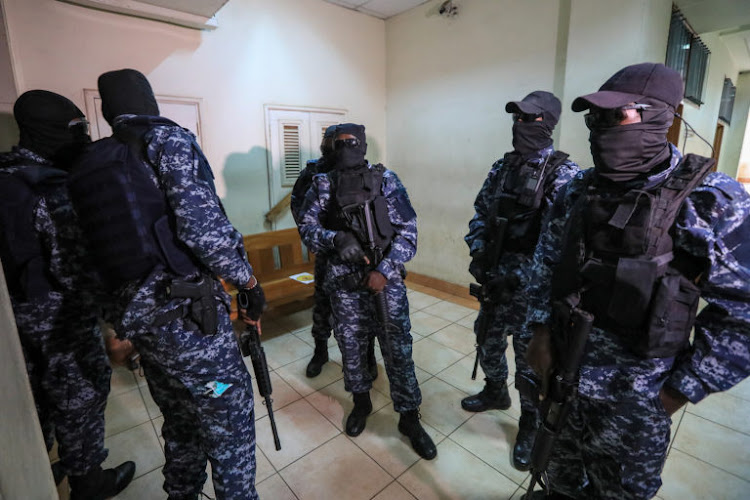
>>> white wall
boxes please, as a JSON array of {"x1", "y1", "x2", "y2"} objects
[
  {"x1": 733, "y1": 72, "x2": 750, "y2": 187},
  {"x1": 1, "y1": 0, "x2": 386, "y2": 235},
  {"x1": 0, "y1": 2, "x2": 18, "y2": 150}
]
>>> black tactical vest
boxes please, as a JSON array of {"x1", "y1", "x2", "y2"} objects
[
  {"x1": 493, "y1": 150, "x2": 569, "y2": 254},
  {"x1": 553, "y1": 154, "x2": 715, "y2": 358},
  {"x1": 326, "y1": 163, "x2": 394, "y2": 253}
]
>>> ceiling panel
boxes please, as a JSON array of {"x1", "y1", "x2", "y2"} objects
[
  {"x1": 136, "y1": 0, "x2": 229, "y2": 19},
  {"x1": 322, "y1": 0, "x2": 430, "y2": 19}
]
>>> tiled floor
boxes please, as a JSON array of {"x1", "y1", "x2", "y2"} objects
[{"x1": 54, "y1": 284, "x2": 750, "y2": 499}]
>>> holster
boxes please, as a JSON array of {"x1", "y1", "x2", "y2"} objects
[{"x1": 165, "y1": 275, "x2": 219, "y2": 335}]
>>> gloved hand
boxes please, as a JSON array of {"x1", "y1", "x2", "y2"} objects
[
  {"x1": 238, "y1": 281, "x2": 266, "y2": 322},
  {"x1": 469, "y1": 252, "x2": 490, "y2": 284},
  {"x1": 365, "y1": 270, "x2": 387, "y2": 292},
  {"x1": 659, "y1": 386, "x2": 688, "y2": 416},
  {"x1": 526, "y1": 324, "x2": 553, "y2": 399},
  {"x1": 334, "y1": 231, "x2": 366, "y2": 263}
]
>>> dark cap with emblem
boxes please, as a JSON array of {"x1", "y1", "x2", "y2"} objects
[
  {"x1": 505, "y1": 91, "x2": 561, "y2": 126},
  {"x1": 572, "y1": 62, "x2": 683, "y2": 112}
]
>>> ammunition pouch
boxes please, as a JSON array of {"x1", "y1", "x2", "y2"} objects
[
  {"x1": 162, "y1": 275, "x2": 219, "y2": 335},
  {"x1": 515, "y1": 373, "x2": 540, "y2": 405},
  {"x1": 338, "y1": 271, "x2": 365, "y2": 292}
]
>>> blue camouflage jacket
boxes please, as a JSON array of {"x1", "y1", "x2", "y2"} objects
[
  {"x1": 526, "y1": 144, "x2": 750, "y2": 403},
  {"x1": 297, "y1": 163, "x2": 417, "y2": 291},
  {"x1": 291, "y1": 158, "x2": 324, "y2": 224}
]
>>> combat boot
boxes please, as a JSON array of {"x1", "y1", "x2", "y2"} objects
[
  {"x1": 367, "y1": 338, "x2": 378, "y2": 381},
  {"x1": 346, "y1": 391, "x2": 372, "y2": 437},
  {"x1": 513, "y1": 410, "x2": 539, "y2": 471},
  {"x1": 460, "y1": 380, "x2": 511, "y2": 412},
  {"x1": 69, "y1": 461, "x2": 136, "y2": 500},
  {"x1": 306, "y1": 338, "x2": 329, "y2": 378},
  {"x1": 398, "y1": 409, "x2": 437, "y2": 460}
]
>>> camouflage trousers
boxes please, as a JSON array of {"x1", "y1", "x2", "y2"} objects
[
  {"x1": 132, "y1": 301, "x2": 258, "y2": 500},
  {"x1": 475, "y1": 298, "x2": 539, "y2": 415},
  {"x1": 546, "y1": 396, "x2": 671, "y2": 499},
  {"x1": 330, "y1": 278, "x2": 421, "y2": 413},
  {"x1": 13, "y1": 306, "x2": 111, "y2": 476},
  {"x1": 311, "y1": 255, "x2": 332, "y2": 341}
]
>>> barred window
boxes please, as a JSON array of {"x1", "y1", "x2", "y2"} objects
[
  {"x1": 718, "y1": 78, "x2": 737, "y2": 125},
  {"x1": 665, "y1": 7, "x2": 710, "y2": 106}
]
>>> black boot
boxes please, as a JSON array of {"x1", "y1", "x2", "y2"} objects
[
  {"x1": 306, "y1": 338, "x2": 329, "y2": 378},
  {"x1": 513, "y1": 410, "x2": 539, "y2": 471},
  {"x1": 367, "y1": 338, "x2": 378, "y2": 381},
  {"x1": 346, "y1": 391, "x2": 372, "y2": 437},
  {"x1": 69, "y1": 461, "x2": 136, "y2": 500},
  {"x1": 460, "y1": 380, "x2": 511, "y2": 412},
  {"x1": 398, "y1": 409, "x2": 437, "y2": 460}
]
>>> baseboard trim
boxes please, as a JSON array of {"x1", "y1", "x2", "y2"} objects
[{"x1": 405, "y1": 271, "x2": 472, "y2": 301}]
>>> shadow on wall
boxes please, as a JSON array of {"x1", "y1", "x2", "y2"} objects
[
  {"x1": 221, "y1": 146, "x2": 270, "y2": 237},
  {"x1": 0, "y1": 112, "x2": 19, "y2": 151}
]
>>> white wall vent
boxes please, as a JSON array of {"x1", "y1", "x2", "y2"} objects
[{"x1": 56, "y1": 0, "x2": 229, "y2": 30}]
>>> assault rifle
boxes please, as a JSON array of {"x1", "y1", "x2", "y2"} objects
[
  {"x1": 237, "y1": 293, "x2": 282, "y2": 451},
  {"x1": 525, "y1": 300, "x2": 593, "y2": 497}
]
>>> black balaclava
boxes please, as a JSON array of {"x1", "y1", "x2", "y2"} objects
[
  {"x1": 589, "y1": 97, "x2": 675, "y2": 182},
  {"x1": 506, "y1": 91, "x2": 560, "y2": 157},
  {"x1": 14, "y1": 90, "x2": 90, "y2": 166},
  {"x1": 98, "y1": 69, "x2": 159, "y2": 126},
  {"x1": 318, "y1": 124, "x2": 338, "y2": 173},
  {"x1": 332, "y1": 123, "x2": 367, "y2": 170}
]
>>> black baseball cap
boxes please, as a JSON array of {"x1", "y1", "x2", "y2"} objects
[
  {"x1": 506, "y1": 91, "x2": 561, "y2": 125},
  {"x1": 572, "y1": 63, "x2": 683, "y2": 112}
]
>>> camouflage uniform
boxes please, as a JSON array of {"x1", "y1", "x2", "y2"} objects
[
  {"x1": 526, "y1": 145, "x2": 750, "y2": 499},
  {"x1": 465, "y1": 145, "x2": 578, "y2": 416},
  {"x1": 291, "y1": 158, "x2": 332, "y2": 341},
  {"x1": 104, "y1": 119, "x2": 258, "y2": 500},
  {"x1": 298, "y1": 164, "x2": 421, "y2": 412},
  {"x1": 0, "y1": 147, "x2": 111, "y2": 477}
]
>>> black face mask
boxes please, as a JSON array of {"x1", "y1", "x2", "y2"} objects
[
  {"x1": 589, "y1": 107, "x2": 673, "y2": 182},
  {"x1": 334, "y1": 146, "x2": 366, "y2": 170},
  {"x1": 512, "y1": 121, "x2": 553, "y2": 157}
]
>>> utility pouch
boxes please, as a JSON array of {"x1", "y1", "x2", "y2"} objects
[
  {"x1": 372, "y1": 195, "x2": 395, "y2": 242},
  {"x1": 607, "y1": 257, "x2": 659, "y2": 327},
  {"x1": 338, "y1": 272, "x2": 364, "y2": 292},
  {"x1": 638, "y1": 268, "x2": 699, "y2": 358},
  {"x1": 167, "y1": 276, "x2": 219, "y2": 335}
]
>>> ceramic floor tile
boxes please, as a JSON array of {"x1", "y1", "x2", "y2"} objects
[
  {"x1": 373, "y1": 481, "x2": 417, "y2": 500},
  {"x1": 256, "y1": 473, "x2": 297, "y2": 499},
  {"x1": 451, "y1": 411, "x2": 528, "y2": 484},
  {"x1": 687, "y1": 391, "x2": 750, "y2": 435},
  {"x1": 259, "y1": 333, "x2": 314, "y2": 370},
  {"x1": 428, "y1": 323, "x2": 476, "y2": 355},
  {"x1": 305, "y1": 378, "x2": 391, "y2": 432},
  {"x1": 728, "y1": 376, "x2": 750, "y2": 402},
  {"x1": 347, "y1": 405, "x2": 445, "y2": 478},
  {"x1": 417, "y1": 378, "x2": 473, "y2": 436},
  {"x1": 500, "y1": 383, "x2": 522, "y2": 419},
  {"x1": 202, "y1": 462, "x2": 215, "y2": 498},
  {"x1": 407, "y1": 291, "x2": 443, "y2": 311},
  {"x1": 255, "y1": 446, "x2": 276, "y2": 484},
  {"x1": 105, "y1": 387, "x2": 151, "y2": 438},
  {"x1": 409, "y1": 310, "x2": 452, "y2": 336},
  {"x1": 281, "y1": 434, "x2": 392, "y2": 500},
  {"x1": 672, "y1": 412, "x2": 750, "y2": 481},
  {"x1": 152, "y1": 415, "x2": 164, "y2": 437},
  {"x1": 139, "y1": 384, "x2": 162, "y2": 419},
  {"x1": 111, "y1": 466, "x2": 166, "y2": 500},
  {"x1": 397, "y1": 438, "x2": 520, "y2": 500},
  {"x1": 110, "y1": 366, "x2": 139, "y2": 397},
  {"x1": 660, "y1": 448, "x2": 750, "y2": 500},
  {"x1": 255, "y1": 398, "x2": 340, "y2": 470},
  {"x1": 103, "y1": 421, "x2": 165, "y2": 480},
  {"x1": 456, "y1": 312, "x2": 477, "y2": 329},
  {"x1": 421, "y1": 301, "x2": 476, "y2": 323},
  {"x1": 252, "y1": 371, "x2": 303, "y2": 420},
  {"x1": 411, "y1": 338, "x2": 464, "y2": 375},
  {"x1": 434, "y1": 354, "x2": 486, "y2": 396},
  {"x1": 275, "y1": 356, "x2": 344, "y2": 397}
]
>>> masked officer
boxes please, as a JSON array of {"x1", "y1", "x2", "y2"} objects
[
  {"x1": 525, "y1": 63, "x2": 750, "y2": 499},
  {"x1": 69, "y1": 69, "x2": 266, "y2": 500},
  {"x1": 463, "y1": 91, "x2": 579, "y2": 470},
  {"x1": 0, "y1": 90, "x2": 135, "y2": 499},
  {"x1": 298, "y1": 123, "x2": 437, "y2": 460}
]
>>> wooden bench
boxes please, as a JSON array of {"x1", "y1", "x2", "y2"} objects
[{"x1": 225, "y1": 227, "x2": 316, "y2": 319}]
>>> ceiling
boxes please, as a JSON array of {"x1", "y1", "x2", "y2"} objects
[
  {"x1": 321, "y1": 0, "x2": 431, "y2": 20},
  {"x1": 673, "y1": 0, "x2": 750, "y2": 72},
  {"x1": 134, "y1": 0, "x2": 229, "y2": 18}
]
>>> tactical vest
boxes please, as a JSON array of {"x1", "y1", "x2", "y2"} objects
[
  {"x1": 493, "y1": 151, "x2": 569, "y2": 254},
  {"x1": 0, "y1": 165, "x2": 67, "y2": 300},
  {"x1": 553, "y1": 154, "x2": 715, "y2": 358},
  {"x1": 68, "y1": 117, "x2": 200, "y2": 290},
  {"x1": 326, "y1": 163, "x2": 395, "y2": 253}
]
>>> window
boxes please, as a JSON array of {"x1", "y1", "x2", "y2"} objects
[
  {"x1": 718, "y1": 78, "x2": 736, "y2": 125},
  {"x1": 665, "y1": 7, "x2": 710, "y2": 106}
]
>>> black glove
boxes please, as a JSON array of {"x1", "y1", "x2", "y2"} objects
[
  {"x1": 334, "y1": 231, "x2": 365, "y2": 263},
  {"x1": 237, "y1": 283, "x2": 266, "y2": 321},
  {"x1": 469, "y1": 253, "x2": 489, "y2": 284}
]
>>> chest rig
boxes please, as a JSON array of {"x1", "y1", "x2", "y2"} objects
[
  {"x1": 553, "y1": 154, "x2": 714, "y2": 358},
  {"x1": 493, "y1": 151, "x2": 569, "y2": 254}
]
